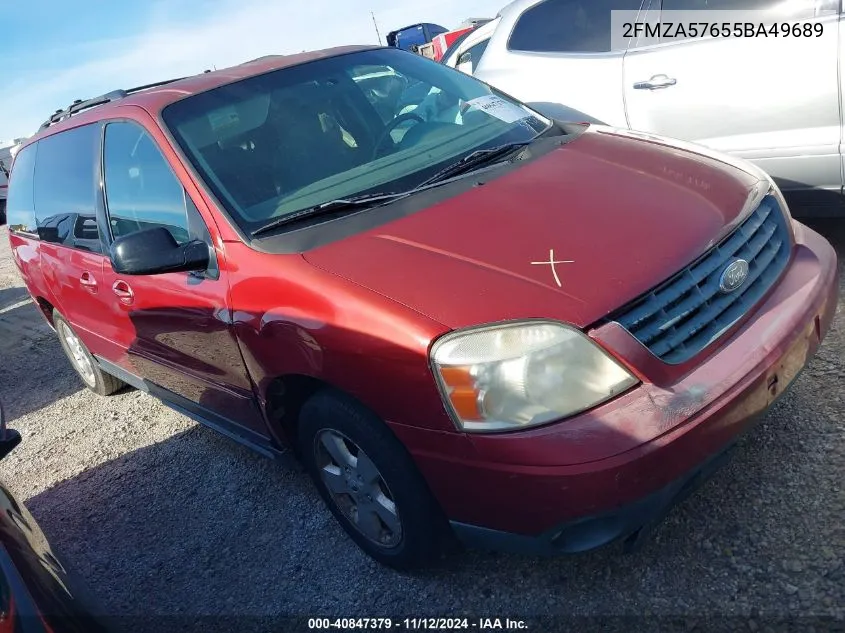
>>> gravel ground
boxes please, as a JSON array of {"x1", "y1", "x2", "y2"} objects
[{"x1": 0, "y1": 221, "x2": 843, "y2": 633}]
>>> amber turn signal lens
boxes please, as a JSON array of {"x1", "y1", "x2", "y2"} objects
[{"x1": 438, "y1": 366, "x2": 482, "y2": 421}]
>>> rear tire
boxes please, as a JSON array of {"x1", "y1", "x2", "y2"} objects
[
  {"x1": 298, "y1": 389, "x2": 448, "y2": 570},
  {"x1": 53, "y1": 311, "x2": 124, "y2": 396}
]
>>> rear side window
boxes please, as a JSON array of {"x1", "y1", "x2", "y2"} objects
[
  {"x1": 103, "y1": 121, "x2": 191, "y2": 244},
  {"x1": 33, "y1": 124, "x2": 103, "y2": 253},
  {"x1": 508, "y1": 0, "x2": 641, "y2": 53},
  {"x1": 5, "y1": 143, "x2": 38, "y2": 234}
]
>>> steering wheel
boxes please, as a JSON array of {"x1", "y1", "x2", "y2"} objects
[{"x1": 372, "y1": 112, "x2": 425, "y2": 159}]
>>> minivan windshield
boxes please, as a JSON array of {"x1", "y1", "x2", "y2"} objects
[{"x1": 162, "y1": 48, "x2": 551, "y2": 235}]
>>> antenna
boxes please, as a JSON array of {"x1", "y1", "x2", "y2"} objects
[{"x1": 371, "y1": 11, "x2": 382, "y2": 45}]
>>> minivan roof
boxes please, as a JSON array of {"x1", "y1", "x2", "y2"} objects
[{"x1": 27, "y1": 45, "x2": 377, "y2": 145}]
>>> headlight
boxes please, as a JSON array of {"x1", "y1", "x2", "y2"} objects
[{"x1": 430, "y1": 321, "x2": 639, "y2": 432}]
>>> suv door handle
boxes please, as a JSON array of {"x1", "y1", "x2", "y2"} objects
[
  {"x1": 79, "y1": 272, "x2": 98, "y2": 293},
  {"x1": 634, "y1": 74, "x2": 677, "y2": 90},
  {"x1": 112, "y1": 280, "x2": 135, "y2": 305}
]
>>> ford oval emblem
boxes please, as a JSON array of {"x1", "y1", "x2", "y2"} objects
[{"x1": 719, "y1": 259, "x2": 749, "y2": 293}]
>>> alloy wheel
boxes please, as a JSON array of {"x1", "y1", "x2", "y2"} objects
[
  {"x1": 57, "y1": 321, "x2": 96, "y2": 388},
  {"x1": 314, "y1": 429, "x2": 403, "y2": 548}
]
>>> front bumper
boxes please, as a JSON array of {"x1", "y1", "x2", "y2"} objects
[
  {"x1": 450, "y1": 424, "x2": 747, "y2": 555},
  {"x1": 410, "y1": 221, "x2": 838, "y2": 553}
]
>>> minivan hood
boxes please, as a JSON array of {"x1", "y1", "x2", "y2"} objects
[{"x1": 304, "y1": 126, "x2": 766, "y2": 330}]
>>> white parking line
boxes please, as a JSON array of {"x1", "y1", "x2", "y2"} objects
[{"x1": 0, "y1": 298, "x2": 33, "y2": 315}]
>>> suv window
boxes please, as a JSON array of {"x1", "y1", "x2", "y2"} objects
[
  {"x1": 457, "y1": 39, "x2": 491, "y2": 72},
  {"x1": 5, "y1": 143, "x2": 38, "y2": 235},
  {"x1": 508, "y1": 0, "x2": 641, "y2": 53},
  {"x1": 103, "y1": 122, "x2": 191, "y2": 244},
  {"x1": 33, "y1": 124, "x2": 102, "y2": 253}
]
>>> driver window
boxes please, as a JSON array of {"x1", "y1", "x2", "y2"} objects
[
  {"x1": 103, "y1": 122, "x2": 191, "y2": 244},
  {"x1": 103, "y1": 121, "x2": 218, "y2": 277}
]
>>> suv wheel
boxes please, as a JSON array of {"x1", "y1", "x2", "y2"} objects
[
  {"x1": 298, "y1": 389, "x2": 449, "y2": 570},
  {"x1": 53, "y1": 311, "x2": 125, "y2": 396}
]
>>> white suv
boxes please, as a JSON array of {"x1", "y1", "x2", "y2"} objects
[{"x1": 460, "y1": 0, "x2": 843, "y2": 214}]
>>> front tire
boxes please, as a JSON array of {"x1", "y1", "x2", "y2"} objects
[
  {"x1": 53, "y1": 311, "x2": 124, "y2": 396},
  {"x1": 298, "y1": 389, "x2": 449, "y2": 570}
]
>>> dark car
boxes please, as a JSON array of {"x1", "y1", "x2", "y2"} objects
[
  {"x1": 0, "y1": 158, "x2": 9, "y2": 225},
  {"x1": 386, "y1": 23, "x2": 448, "y2": 51},
  {"x1": 5, "y1": 46, "x2": 838, "y2": 570},
  {"x1": 0, "y1": 401, "x2": 106, "y2": 632}
]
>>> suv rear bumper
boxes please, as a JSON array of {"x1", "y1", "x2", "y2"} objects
[{"x1": 411, "y1": 221, "x2": 838, "y2": 552}]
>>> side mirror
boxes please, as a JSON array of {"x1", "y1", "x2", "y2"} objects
[{"x1": 110, "y1": 226, "x2": 210, "y2": 276}]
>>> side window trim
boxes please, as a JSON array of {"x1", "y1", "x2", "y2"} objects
[{"x1": 95, "y1": 121, "x2": 116, "y2": 252}]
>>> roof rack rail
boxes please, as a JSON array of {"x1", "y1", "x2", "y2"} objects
[{"x1": 39, "y1": 77, "x2": 188, "y2": 131}]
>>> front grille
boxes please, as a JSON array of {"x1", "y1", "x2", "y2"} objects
[{"x1": 615, "y1": 196, "x2": 791, "y2": 364}]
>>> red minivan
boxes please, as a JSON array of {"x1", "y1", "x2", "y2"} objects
[{"x1": 6, "y1": 46, "x2": 838, "y2": 569}]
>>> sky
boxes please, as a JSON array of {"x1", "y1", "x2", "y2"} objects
[{"x1": 1, "y1": 0, "x2": 508, "y2": 142}]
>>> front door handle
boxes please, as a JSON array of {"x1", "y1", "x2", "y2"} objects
[
  {"x1": 112, "y1": 280, "x2": 135, "y2": 306},
  {"x1": 634, "y1": 74, "x2": 677, "y2": 90},
  {"x1": 79, "y1": 271, "x2": 98, "y2": 293}
]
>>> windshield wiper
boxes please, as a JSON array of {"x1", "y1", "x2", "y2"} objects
[
  {"x1": 250, "y1": 143, "x2": 531, "y2": 238},
  {"x1": 414, "y1": 142, "x2": 530, "y2": 189},
  {"x1": 251, "y1": 192, "x2": 407, "y2": 238}
]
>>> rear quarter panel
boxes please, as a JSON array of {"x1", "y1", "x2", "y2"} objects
[{"x1": 8, "y1": 232, "x2": 53, "y2": 324}]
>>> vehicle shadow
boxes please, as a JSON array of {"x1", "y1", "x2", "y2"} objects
[
  {"x1": 803, "y1": 216, "x2": 845, "y2": 251},
  {"x1": 779, "y1": 179, "x2": 845, "y2": 221},
  {"x1": 0, "y1": 289, "x2": 84, "y2": 424},
  {"x1": 23, "y1": 426, "x2": 321, "y2": 630}
]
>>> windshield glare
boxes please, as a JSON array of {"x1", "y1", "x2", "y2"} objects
[{"x1": 162, "y1": 48, "x2": 550, "y2": 233}]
